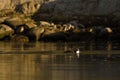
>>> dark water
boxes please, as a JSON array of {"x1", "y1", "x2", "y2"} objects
[{"x1": 0, "y1": 41, "x2": 120, "y2": 80}]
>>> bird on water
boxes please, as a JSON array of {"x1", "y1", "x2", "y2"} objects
[{"x1": 64, "y1": 48, "x2": 81, "y2": 58}]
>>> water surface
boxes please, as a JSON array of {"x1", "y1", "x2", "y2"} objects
[{"x1": 0, "y1": 41, "x2": 120, "y2": 80}]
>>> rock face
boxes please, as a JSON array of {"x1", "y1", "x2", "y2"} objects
[
  {"x1": 0, "y1": 0, "x2": 41, "y2": 9},
  {"x1": 38, "y1": 0, "x2": 120, "y2": 15},
  {"x1": 0, "y1": 0, "x2": 41, "y2": 15},
  {"x1": 0, "y1": 0, "x2": 120, "y2": 14},
  {"x1": 15, "y1": 1, "x2": 41, "y2": 15},
  {"x1": 0, "y1": 0, "x2": 120, "y2": 21},
  {"x1": 33, "y1": 0, "x2": 120, "y2": 24}
]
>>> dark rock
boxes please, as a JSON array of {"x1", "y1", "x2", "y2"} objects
[
  {"x1": 27, "y1": 27, "x2": 45, "y2": 41},
  {"x1": 10, "y1": 35, "x2": 29, "y2": 42},
  {"x1": 89, "y1": 26, "x2": 112, "y2": 40},
  {"x1": 15, "y1": 21, "x2": 37, "y2": 34},
  {"x1": 41, "y1": 32, "x2": 67, "y2": 41}
]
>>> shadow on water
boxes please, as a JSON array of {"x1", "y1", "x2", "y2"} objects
[{"x1": 0, "y1": 41, "x2": 120, "y2": 80}]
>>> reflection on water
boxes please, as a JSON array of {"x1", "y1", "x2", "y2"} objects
[{"x1": 0, "y1": 41, "x2": 120, "y2": 80}]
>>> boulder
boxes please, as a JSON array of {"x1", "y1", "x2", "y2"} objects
[
  {"x1": 10, "y1": 35, "x2": 29, "y2": 42},
  {"x1": 39, "y1": 21, "x2": 51, "y2": 26},
  {"x1": 15, "y1": 26, "x2": 25, "y2": 34},
  {"x1": 62, "y1": 24, "x2": 75, "y2": 32},
  {"x1": 41, "y1": 32, "x2": 67, "y2": 41},
  {"x1": 15, "y1": 21, "x2": 37, "y2": 34},
  {"x1": 43, "y1": 27, "x2": 57, "y2": 35},
  {"x1": 89, "y1": 26, "x2": 113, "y2": 40},
  {"x1": 23, "y1": 21, "x2": 37, "y2": 29},
  {"x1": 62, "y1": 23, "x2": 81, "y2": 33},
  {"x1": 27, "y1": 27, "x2": 45, "y2": 41},
  {"x1": 4, "y1": 17, "x2": 24, "y2": 29},
  {"x1": 0, "y1": 24, "x2": 14, "y2": 39},
  {"x1": 38, "y1": 22, "x2": 60, "y2": 35}
]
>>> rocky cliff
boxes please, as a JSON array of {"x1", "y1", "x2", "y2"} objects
[
  {"x1": 0, "y1": 0, "x2": 120, "y2": 15},
  {"x1": 32, "y1": 0, "x2": 120, "y2": 25},
  {"x1": 0, "y1": 0, "x2": 120, "y2": 24},
  {"x1": 39, "y1": 0, "x2": 120, "y2": 15}
]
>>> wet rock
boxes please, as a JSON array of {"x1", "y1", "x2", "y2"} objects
[
  {"x1": 0, "y1": 24, "x2": 14, "y2": 39},
  {"x1": 15, "y1": 21, "x2": 37, "y2": 35},
  {"x1": 27, "y1": 27, "x2": 45, "y2": 41},
  {"x1": 67, "y1": 32, "x2": 92, "y2": 41},
  {"x1": 43, "y1": 26, "x2": 57, "y2": 35},
  {"x1": 41, "y1": 32, "x2": 67, "y2": 41},
  {"x1": 89, "y1": 26, "x2": 112, "y2": 40},
  {"x1": 90, "y1": 26, "x2": 112, "y2": 34},
  {"x1": 10, "y1": 34, "x2": 29, "y2": 42},
  {"x1": 16, "y1": 26, "x2": 25, "y2": 34}
]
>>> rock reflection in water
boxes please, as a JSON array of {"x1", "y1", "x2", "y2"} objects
[
  {"x1": 0, "y1": 54, "x2": 120, "y2": 80},
  {"x1": 0, "y1": 41, "x2": 120, "y2": 80},
  {"x1": 0, "y1": 41, "x2": 119, "y2": 52},
  {"x1": 0, "y1": 54, "x2": 51, "y2": 80}
]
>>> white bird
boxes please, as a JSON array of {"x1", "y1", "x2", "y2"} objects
[{"x1": 75, "y1": 49, "x2": 80, "y2": 58}]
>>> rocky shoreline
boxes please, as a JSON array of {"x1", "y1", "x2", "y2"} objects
[
  {"x1": 0, "y1": 1, "x2": 120, "y2": 42},
  {"x1": 0, "y1": 14, "x2": 116, "y2": 42}
]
